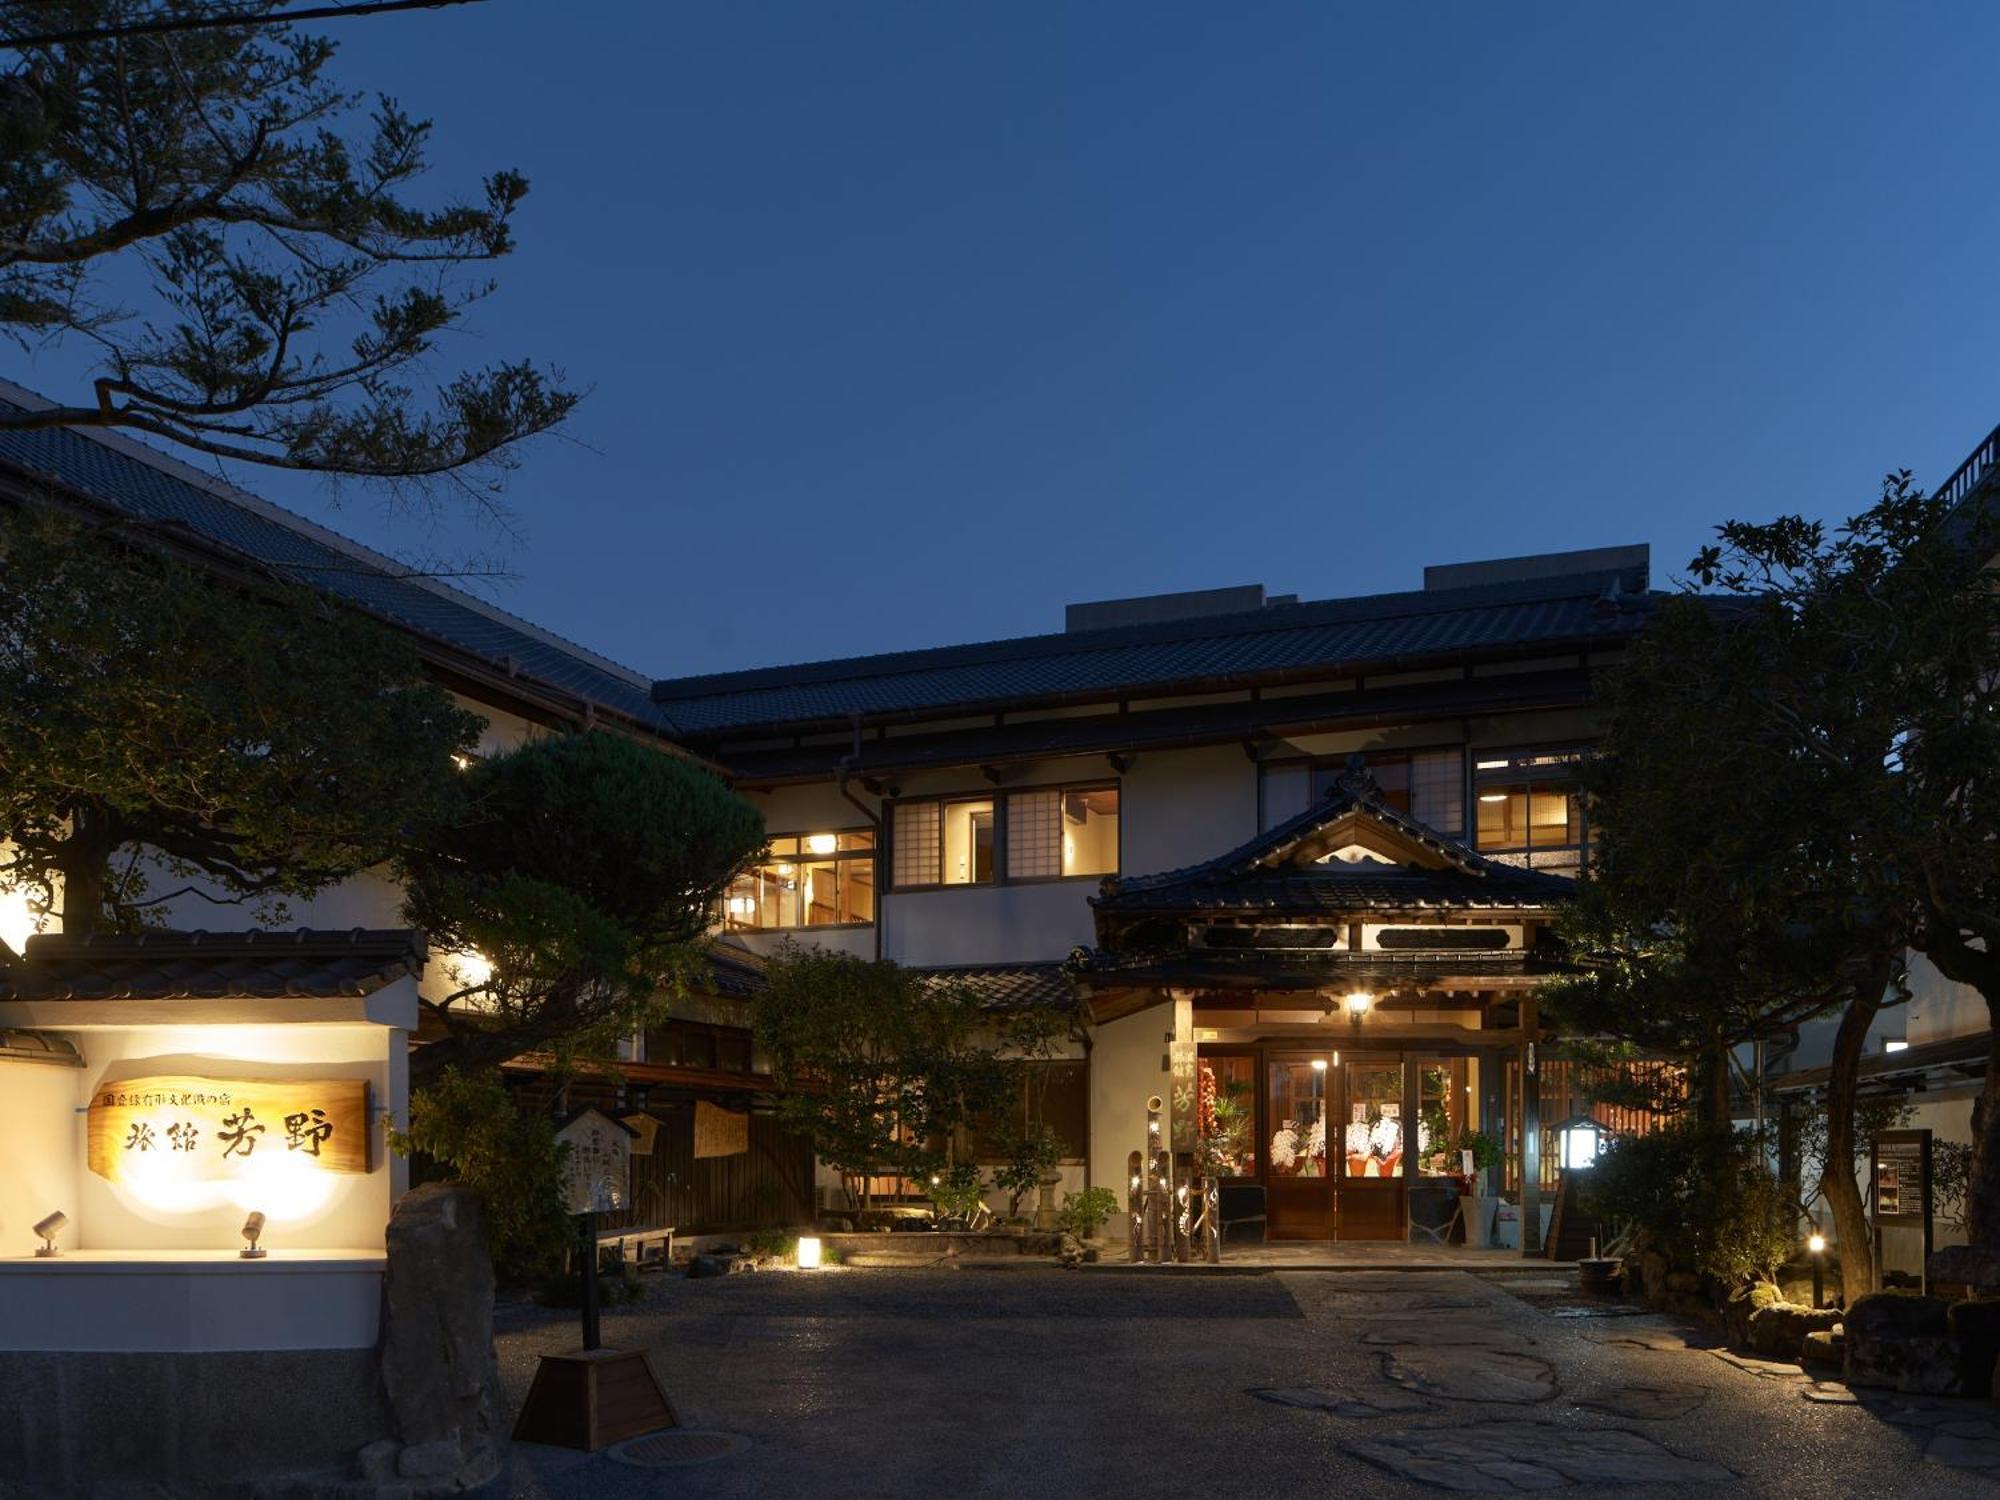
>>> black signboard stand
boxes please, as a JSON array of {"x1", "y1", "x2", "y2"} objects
[{"x1": 1871, "y1": 1128, "x2": 1934, "y2": 1295}]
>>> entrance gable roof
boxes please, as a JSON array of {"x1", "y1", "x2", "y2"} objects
[{"x1": 1093, "y1": 766, "x2": 1573, "y2": 916}]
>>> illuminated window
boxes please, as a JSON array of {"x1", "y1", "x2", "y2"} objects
[
  {"x1": 1474, "y1": 748, "x2": 1586, "y2": 873},
  {"x1": 892, "y1": 798, "x2": 995, "y2": 888},
  {"x1": 1007, "y1": 785, "x2": 1119, "y2": 880},
  {"x1": 723, "y1": 830, "x2": 876, "y2": 930}
]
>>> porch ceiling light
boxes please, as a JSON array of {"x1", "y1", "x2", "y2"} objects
[{"x1": 806, "y1": 834, "x2": 838, "y2": 856}]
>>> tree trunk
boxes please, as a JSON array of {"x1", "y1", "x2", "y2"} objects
[
  {"x1": 1968, "y1": 1001, "x2": 2000, "y2": 1256},
  {"x1": 1823, "y1": 975, "x2": 1886, "y2": 1303},
  {"x1": 54, "y1": 802, "x2": 118, "y2": 939}
]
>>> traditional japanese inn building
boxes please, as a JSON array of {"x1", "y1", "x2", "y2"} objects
[{"x1": 649, "y1": 551, "x2": 1658, "y2": 1244}]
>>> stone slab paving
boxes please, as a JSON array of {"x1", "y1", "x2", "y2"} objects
[
  {"x1": 1346, "y1": 1421, "x2": 1737, "y2": 1491},
  {"x1": 1571, "y1": 1385, "x2": 1708, "y2": 1420},
  {"x1": 497, "y1": 1267, "x2": 2000, "y2": 1498},
  {"x1": 1381, "y1": 1343, "x2": 1562, "y2": 1403}
]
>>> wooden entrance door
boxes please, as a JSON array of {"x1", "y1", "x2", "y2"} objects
[{"x1": 1266, "y1": 1051, "x2": 1335, "y2": 1238}]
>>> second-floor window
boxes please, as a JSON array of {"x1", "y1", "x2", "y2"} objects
[
  {"x1": 723, "y1": 830, "x2": 877, "y2": 929},
  {"x1": 891, "y1": 784, "x2": 1119, "y2": 889},
  {"x1": 1474, "y1": 749, "x2": 1585, "y2": 874}
]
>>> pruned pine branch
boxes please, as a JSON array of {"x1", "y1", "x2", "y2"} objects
[{"x1": 0, "y1": 1, "x2": 574, "y2": 511}]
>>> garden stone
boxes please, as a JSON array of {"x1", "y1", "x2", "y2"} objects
[
  {"x1": 1845, "y1": 1294, "x2": 1961, "y2": 1394},
  {"x1": 354, "y1": 1439, "x2": 400, "y2": 1482},
  {"x1": 1931, "y1": 1245, "x2": 2000, "y2": 1297},
  {"x1": 378, "y1": 1184, "x2": 506, "y2": 1493},
  {"x1": 1801, "y1": 1330, "x2": 1844, "y2": 1369},
  {"x1": 1380, "y1": 1345, "x2": 1559, "y2": 1403},
  {"x1": 396, "y1": 1438, "x2": 463, "y2": 1480},
  {"x1": 1946, "y1": 1297, "x2": 2000, "y2": 1396},
  {"x1": 688, "y1": 1253, "x2": 738, "y2": 1278},
  {"x1": 1058, "y1": 1232, "x2": 1085, "y2": 1269},
  {"x1": 1745, "y1": 1302, "x2": 1842, "y2": 1360}
]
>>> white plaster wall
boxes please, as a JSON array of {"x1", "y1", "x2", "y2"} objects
[
  {"x1": 1089, "y1": 1008, "x2": 1173, "y2": 1242},
  {"x1": 68, "y1": 1023, "x2": 397, "y2": 1252},
  {"x1": 885, "y1": 881, "x2": 1095, "y2": 967},
  {"x1": 1118, "y1": 745, "x2": 1256, "y2": 879},
  {"x1": 0, "y1": 1060, "x2": 81, "y2": 1254}
]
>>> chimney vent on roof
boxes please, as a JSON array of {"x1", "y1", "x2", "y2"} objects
[
  {"x1": 1423, "y1": 544, "x2": 1649, "y2": 595},
  {"x1": 1065, "y1": 584, "x2": 1270, "y2": 633}
]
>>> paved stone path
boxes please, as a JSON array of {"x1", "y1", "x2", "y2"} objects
[{"x1": 496, "y1": 1267, "x2": 2000, "y2": 1498}]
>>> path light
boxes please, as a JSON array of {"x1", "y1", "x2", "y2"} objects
[
  {"x1": 1808, "y1": 1228, "x2": 1827, "y2": 1309},
  {"x1": 796, "y1": 1236, "x2": 823, "y2": 1270},
  {"x1": 1555, "y1": 1114, "x2": 1605, "y2": 1171},
  {"x1": 32, "y1": 1210, "x2": 65, "y2": 1258}
]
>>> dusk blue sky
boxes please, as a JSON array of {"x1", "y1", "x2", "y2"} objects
[{"x1": 19, "y1": 3, "x2": 2000, "y2": 680}]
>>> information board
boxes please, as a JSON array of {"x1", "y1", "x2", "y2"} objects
[{"x1": 1872, "y1": 1128, "x2": 1933, "y2": 1230}]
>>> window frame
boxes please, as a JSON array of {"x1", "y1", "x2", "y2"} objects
[
  {"x1": 888, "y1": 778, "x2": 1122, "y2": 892},
  {"x1": 1470, "y1": 744, "x2": 1590, "y2": 867},
  {"x1": 1258, "y1": 742, "x2": 1469, "y2": 837},
  {"x1": 722, "y1": 825, "x2": 879, "y2": 932}
]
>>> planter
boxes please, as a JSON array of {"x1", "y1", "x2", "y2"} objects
[
  {"x1": 1578, "y1": 1256, "x2": 1623, "y2": 1296},
  {"x1": 1460, "y1": 1194, "x2": 1500, "y2": 1250}
]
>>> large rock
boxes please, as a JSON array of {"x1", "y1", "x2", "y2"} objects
[
  {"x1": 1844, "y1": 1293, "x2": 1961, "y2": 1394},
  {"x1": 1946, "y1": 1297, "x2": 2000, "y2": 1397},
  {"x1": 1745, "y1": 1302, "x2": 1843, "y2": 1360},
  {"x1": 1932, "y1": 1245, "x2": 2000, "y2": 1297},
  {"x1": 377, "y1": 1182, "x2": 506, "y2": 1493}
]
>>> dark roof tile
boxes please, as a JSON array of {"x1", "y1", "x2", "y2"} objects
[{"x1": 0, "y1": 928, "x2": 426, "y2": 1002}]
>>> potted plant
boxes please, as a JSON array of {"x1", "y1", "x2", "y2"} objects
[
  {"x1": 1055, "y1": 1187, "x2": 1118, "y2": 1242},
  {"x1": 1453, "y1": 1129, "x2": 1503, "y2": 1249}
]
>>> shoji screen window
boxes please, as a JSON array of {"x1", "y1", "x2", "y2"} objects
[{"x1": 1007, "y1": 785, "x2": 1119, "y2": 880}]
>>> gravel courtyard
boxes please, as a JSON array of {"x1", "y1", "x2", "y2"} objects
[{"x1": 497, "y1": 1266, "x2": 2000, "y2": 1498}]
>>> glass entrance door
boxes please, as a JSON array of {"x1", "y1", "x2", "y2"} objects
[{"x1": 1266, "y1": 1052, "x2": 1334, "y2": 1239}]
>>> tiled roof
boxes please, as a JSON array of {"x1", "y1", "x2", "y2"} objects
[
  {"x1": 1095, "y1": 772, "x2": 1573, "y2": 914},
  {"x1": 915, "y1": 962, "x2": 1077, "y2": 1013},
  {"x1": 0, "y1": 386, "x2": 670, "y2": 732},
  {"x1": 1067, "y1": 950, "x2": 1541, "y2": 990},
  {"x1": 0, "y1": 928, "x2": 426, "y2": 1001},
  {"x1": 653, "y1": 567, "x2": 1653, "y2": 736},
  {"x1": 701, "y1": 937, "x2": 769, "y2": 1000}
]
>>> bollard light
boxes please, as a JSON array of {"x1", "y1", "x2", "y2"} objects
[
  {"x1": 796, "y1": 1236, "x2": 823, "y2": 1270},
  {"x1": 1808, "y1": 1228, "x2": 1827, "y2": 1309},
  {"x1": 1555, "y1": 1113, "x2": 1605, "y2": 1171}
]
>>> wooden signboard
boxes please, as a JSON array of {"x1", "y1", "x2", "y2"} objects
[
  {"x1": 692, "y1": 1100, "x2": 748, "y2": 1160},
  {"x1": 1872, "y1": 1128, "x2": 1933, "y2": 1229},
  {"x1": 558, "y1": 1108, "x2": 634, "y2": 1214},
  {"x1": 1169, "y1": 1040, "x2": 1199, "y2": 1152},
  {"x1": 87, "y1": 1075, "x2": 371, "y2": 1182}
]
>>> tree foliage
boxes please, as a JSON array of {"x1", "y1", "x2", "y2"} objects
[
  {"x1": 1583, "y1": 1118, "x2": 1794, "y2": 1290},
  {"x1": 1685, "y1": 475, "x2": 2000, "y2": 1258},
  {"x1": 0, "y1": 505, "x2": 478, "y2": 936},
  {"x1": 388, "y1": 1065, "x2": 571, "y2": 1279},
  {"x1": 0, "y1": 0, "x2": 575, "y2": 507},
  {"x1": 396, "y1": 731, "x2": 766, "y2": 1086},
  {"x1": 751, "y1": 945, "x2": 1066, "y2": 1210}
]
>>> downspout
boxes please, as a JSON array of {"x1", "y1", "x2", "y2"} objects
[{"x1": 836, "y1": 714, "x2": 883, "y2": 960}]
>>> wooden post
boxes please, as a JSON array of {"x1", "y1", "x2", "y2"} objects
[
  {"x1": 1127, "y1": 1149, "x2": 1145, "y2": 1263},
  {"x1": 580, "y1": 1211, "x2": 601, "y2": 1352},
  {"x1": 1520, "y1": 997, "x2": 1543, "y2": 1257}
]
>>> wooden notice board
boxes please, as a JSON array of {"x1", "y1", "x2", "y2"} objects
[{"x1": 87, "y1": 1074, "x2": 371, "y2": 1181}]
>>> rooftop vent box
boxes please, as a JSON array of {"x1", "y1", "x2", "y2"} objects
[
  {"x1": 1423, "y1": 543, "x2": 1649, "y2": 594},
  {"x1": 1065, "y1": 584, "x2": 1273, "y2": 633}
]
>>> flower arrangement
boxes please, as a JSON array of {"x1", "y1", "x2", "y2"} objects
[{"x1": 1270, "y1": 1125, "x2": 1299, "y2": 1172}]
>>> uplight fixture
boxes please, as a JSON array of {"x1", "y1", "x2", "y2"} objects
[
  {"x1": 240, "y1": 1210, "x2": 267, "y2": 1259},
  {"x1": 32, "y1": 1210, "x2": 65, "y2": 1258},
  {"x1": 796, "y1": 1235, "x2": 823, "y2": 1269}
]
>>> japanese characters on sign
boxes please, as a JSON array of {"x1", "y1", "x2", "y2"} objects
[
  {"x1": 1872, "y1": 1128, "x2": 1933, "y2": 1231},
  {"x1": 86, "y1": 1075, "x2": 372, "y2": 1182},
  {"x1": 556, "y1": 1109, "x2": 633, "y2": 1215}
]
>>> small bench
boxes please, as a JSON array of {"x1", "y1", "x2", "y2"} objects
[
  {"x1": 599, "y1": 1224, "x2": 676, "y2": 1271},
  {"x1": 1217, "y1": 1182, "x2": 1267, "y2": 1245}
]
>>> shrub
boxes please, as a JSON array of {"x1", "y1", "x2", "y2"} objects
[
  {"x1": 740, "y1": 1229, "x2": 798, "y2": 1261},
  {"x1": 928, "y1": 1162, "x2": 988, "y2": 1223},
  {"x1": 1582, "y1": 1118, "x2": 1791, "y2": 1289},
  {"x1": 389, "y1": 1067, "x2": 573, "y2": 1281},
  {"x1": 988, "y1": 1124, "x2": 1062, "y2": 1218},
  {"x1": 537, "y1": 1257, "x2": 644, "y2": 1308},
  {"x1": 1056, "y1": 1186, "x2": 1119, "y2": 1239}
]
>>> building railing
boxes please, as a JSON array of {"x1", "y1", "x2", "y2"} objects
[{"x1": 1936, "y1": 423, "x2": 2000, "y2": 510}]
